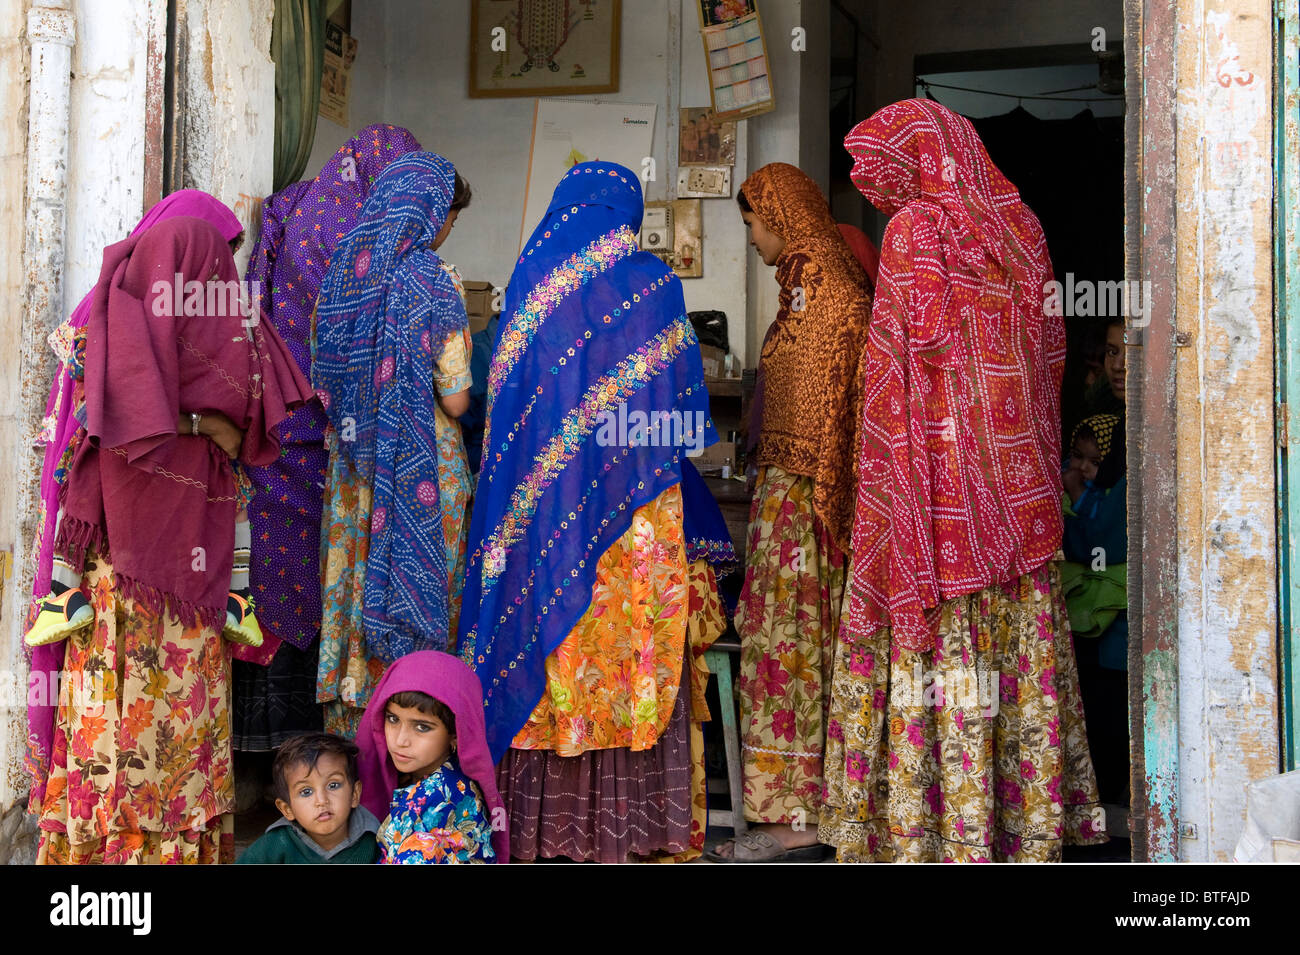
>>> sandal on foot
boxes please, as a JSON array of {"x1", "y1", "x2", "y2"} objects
[
  {"x1": 222, "y1": 593, "x2": 264, "y2": 647},
  {"x1": 706, "y1": 830, "x2": 830, "y2": 864},
  {"x1": 25, "y1": 589, "x2": 93, "y2": 647}
]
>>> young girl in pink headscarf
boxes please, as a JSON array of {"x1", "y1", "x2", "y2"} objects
[{"x1": 357, "y1": 651, "x2": 508, "y2": 864}]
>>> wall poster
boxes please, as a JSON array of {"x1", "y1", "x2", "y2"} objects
[
  {"x1": 518, "y1": 98, "x2": 656, "y2": 253},
  {"x1": 319, "y1": 21, "x2": 358, "y2": 126}
]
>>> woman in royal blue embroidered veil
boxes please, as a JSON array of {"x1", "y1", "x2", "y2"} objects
[
  {"x1": 458, "y1": 161, "x2": 717, "y2": 861},
  {"x1": 312, "y1": 151, "x2": 471, "y2": 736}
]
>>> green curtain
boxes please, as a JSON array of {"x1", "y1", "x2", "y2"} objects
[{"x1": 272, "y1": 0, "x2": 326, "y2": 191}]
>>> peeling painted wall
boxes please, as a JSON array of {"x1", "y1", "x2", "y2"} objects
[
  {"x1": 0, "y1": 0, "x2": 32, "y2": 814},
  {"x1": 63, "y1": 1, "x2": 151, "y2": 317},
  {"x1": 0, "y1": 0, "x2": 273, "y2": 813},
  {"x1": 175, "y1": 0, "x2": 274, "y2": 271},
  {"x1": 1173, "y1": 0, "x2": 1280, "y2": 861}
]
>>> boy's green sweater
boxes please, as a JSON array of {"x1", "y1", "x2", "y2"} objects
[{"x1": 236, "y1": 806, "x2": 381, "y2": 864}]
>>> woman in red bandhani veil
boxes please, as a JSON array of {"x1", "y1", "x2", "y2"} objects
[{"x1": 820, "y1": 99, "x2": 1105, "y2": 863}]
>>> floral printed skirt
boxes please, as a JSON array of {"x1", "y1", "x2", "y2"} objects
[
  {"x1": 317, "y1": 434, "x2": 384, "y2": 739},
  {"x1": 510, "y1": 485, "x2": 688, "y2": 754},
  {"x1": 318, "y1": 426, "x2": 466, "y2": 738},
  {"x1": 36, "y1": 553, "x2": 234, "y2": 865},
  {"x1": 818, "y1": 559, "x2": 1106, "y2": 862},
  {"x1": 734, "y1": 466, "x2": 845, "y2": 824}
]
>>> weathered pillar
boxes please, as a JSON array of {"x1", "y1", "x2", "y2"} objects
[{"x1": 1, "y1": 0, "x2": 75, "y2": 845}]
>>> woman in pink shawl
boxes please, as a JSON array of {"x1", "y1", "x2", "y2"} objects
[
  {"x1": 35, "y1": 216, "x2": 312, "y2": 864},
  {"x1": 24, "y1": 190, "x2": 246, "y2": 812}
]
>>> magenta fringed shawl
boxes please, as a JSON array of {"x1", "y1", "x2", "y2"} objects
[{"x1": 55, "y1": 216, "x2": 312, "y2": 630}]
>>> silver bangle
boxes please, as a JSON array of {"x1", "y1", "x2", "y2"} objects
[{"x1": 190, "y1": 412, "x2": 201, "y2": 436}]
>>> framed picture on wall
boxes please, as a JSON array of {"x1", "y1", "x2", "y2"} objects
[
  {"x1": 679, "y1": 107, "x2": 737, "y2": 166},
  {"x1": 695, "y1": 2, "x2": 774, "y2": 121},
  {"x1": 470, "y1": 0, "x2": 621, "y2": 98}
]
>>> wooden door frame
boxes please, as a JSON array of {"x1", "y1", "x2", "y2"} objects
[{"x1": 1124, "y1": 0, "x2": 1180, "y2": 863}]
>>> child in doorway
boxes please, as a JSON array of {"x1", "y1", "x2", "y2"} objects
[
  {"x1": 1060, "y1": 413, "x2": 1130, "y2": 806},
  {"x1": 237, "y1": 732, "x2": 381, "y2": 864},
  {"x1": 356, "y1": 651, "x2": 508, "y2": 864}
]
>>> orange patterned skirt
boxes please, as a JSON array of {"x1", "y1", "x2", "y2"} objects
[
  {"x1": 37, "y1": 553, "x2": 234, "y2": 865},
  {"x1": 497, "y1": 485, "x2": 725, "y2": 862}
]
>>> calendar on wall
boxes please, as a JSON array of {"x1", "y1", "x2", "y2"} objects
[{"x1": 695, "y1": 1, "x2": 775, "y2": 122}]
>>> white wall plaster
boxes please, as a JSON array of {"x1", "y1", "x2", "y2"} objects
[
  {"x1": 299, "y1": 0, "x2": 848, "y2": 368},
  {"x1": 1178, "y1": 5, "x2": 1279, "y2": 862}
]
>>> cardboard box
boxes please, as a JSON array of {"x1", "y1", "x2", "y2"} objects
[
  {"x1": 462, "y1": 280, "x2": 497, "y2": 320},
  {"x1": 690, "y1": 439, "x2": 736, "y2": 474},
  {"x1": 699, "y1": 343, "x2": 726, "y2": 379}
]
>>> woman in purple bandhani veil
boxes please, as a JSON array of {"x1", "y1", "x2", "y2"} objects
[
  {"x1": 231, "y1": 125, "x2": 422, "y2": 758},
  {"x1": 25, "y1": 190, "x2": 245, "y2": 812}
]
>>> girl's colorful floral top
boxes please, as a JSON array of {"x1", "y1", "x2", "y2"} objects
[{"x1": 377, "y1": 760, "x2": 496, "y2": 864}]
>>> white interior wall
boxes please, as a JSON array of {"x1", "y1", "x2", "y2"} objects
[
  {"x1": 306, "y1": 0, "x2": 833, "y2": 368},
  {"x1": 743, "y1": 0, "x2": 826, "y2": 361}
]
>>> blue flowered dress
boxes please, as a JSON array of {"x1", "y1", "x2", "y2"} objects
[{"x1": 377, "y1": 760, "x2": 496, "y2": 864}]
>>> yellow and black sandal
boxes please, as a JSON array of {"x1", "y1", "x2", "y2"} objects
[
  {"x1": 223, "y1": 592, "x2": 264, "y2": 647},
  {"x1": 25, "y1": 589, "x2": 93, "y2": 647}
]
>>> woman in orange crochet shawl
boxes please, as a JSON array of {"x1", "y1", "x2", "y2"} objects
[{"x1": 711, "y1": 162, "x2": 872, "y2": 862}]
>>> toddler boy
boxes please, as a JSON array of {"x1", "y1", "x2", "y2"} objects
[{"x1": 236, "y1": 732, "x2": 380, "y2": 864}]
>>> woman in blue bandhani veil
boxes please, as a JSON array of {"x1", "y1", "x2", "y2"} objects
[
  {"x1": 312, "y1": 151, "x2": 471, "y2": 736},
  {"x1": 459, "y1": 161, "x2": 722, "y2": 861}
]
